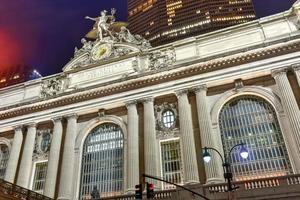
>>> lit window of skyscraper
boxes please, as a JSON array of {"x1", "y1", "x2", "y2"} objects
[{"x1": 128, "y1": 0, "x2": 256, "y2": 46}]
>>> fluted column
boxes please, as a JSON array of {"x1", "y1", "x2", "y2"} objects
[
  {"x1": 176, "y1": 90, "x2": 199, "y2": 183},
  {"x1": 58, "y1": 114, "x2": 77, "y2": 200},
  {"x1": 4, "y1": 126, "x2": 23, "y2": 183},
  {"x1": 142, "y1": 98, "x2": 159, "y2": 187},
  {"x1": 44, "y1": 117, "x2": 63, "y2": 198},
  {"x1": 272, "y1": 69, "x2": 300, "y2": 171},
  {"x1": 126, "y1": 101, "x2": 139, "y2": 192},
  {"x1": 17, "y1": 123, "x2": 37, "y2": 188},
  {"x1": 194, "y1": 85, "x2": 224, "y2": 183},
  {"x1": 293, "y1": 65, "x2": 300, "y2": 86}
]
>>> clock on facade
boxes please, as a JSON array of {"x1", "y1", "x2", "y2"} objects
[{"x1": 91, "y1": 43, "x2": 112, "y2": 61}]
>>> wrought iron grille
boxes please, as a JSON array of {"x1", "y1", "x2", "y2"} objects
[
  {"x1": 219, "y1": 95, "x2": 292, "y2": 180},
  {"x1": 160, "y1": 139, "x2": 183, "y2": 189},
  {"x1": 0, "y1": 145, "x2": 9, "y2": 179},
  {"x1": 80, "y1": 123, "x2": 124, "y2": 199},
  {"x1": 162, "y1": 110, "x2": 176, "y2": 128},
  {"x1": 32, "y1": 161, "x2": 48, "y2": 194}
]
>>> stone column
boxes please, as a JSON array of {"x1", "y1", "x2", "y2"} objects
[
  {"x1": 17, "y1": 123, "x2": 37, "y2": 188},
  {"x1": 44, "y1": 117, "x2": 63, "y2": 198},
  {"x1": 293, "y1": 65, "x2": 300, "y2": 86},
  {"x1": 194, "y1": 85, "x2": 224, "y2": 183},
  {"x1": 4, "y1": 126, "x2": 23, "y2": 183},
  {"x1": 272, "y1": 69, "x2": 300, "y2": 164},
  {"x1": 142, "y1": 98, "x2": 159, "y2": 187},
  {"x1": 176, "y1": 90, "x2": 199, "y2": 183},
  {"x1": 58, "y1": 114, "x2": 77, "y2": 200},
  {"x1": 126, "y1": 101, "x2": 139, "y2": 192}
]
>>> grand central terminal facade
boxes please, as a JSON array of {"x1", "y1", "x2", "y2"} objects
[{"x1": 0, "y1": 2, "x2": 300, "y2": 200}]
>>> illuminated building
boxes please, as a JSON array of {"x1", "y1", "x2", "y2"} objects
[
  {"x1": 0, "y1": 65, "x2": 42, "y2": 88},
  {"x1": 1, "y1": 2, "x2": 300, "y2": 200},
  {"x1": 128, "y1": 0, "x2": 256, "y2": 45}
]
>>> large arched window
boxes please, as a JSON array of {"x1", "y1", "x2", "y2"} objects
[
  {"x1": 79, "y1": 123, "x2": 124, "y2": 199},
  {"x1": 219, "y1": 95, "x2": 292, "y2": 180},
  {"x1": 0, "y1": 144, "x2": 9, "y2": 179}
]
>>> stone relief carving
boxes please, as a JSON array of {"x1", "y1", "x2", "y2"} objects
[
  {"x1": 74, "y1": 38, "x2": 93, "y2": 58},
  {"x1": 148, "y1": 48, "x2": 176, "y2": 70},
  {"x1": 64, "y1": 9, "x2": 151, "y2": 72},
  {"x1": 291, "y1": 1, "x2": 300, "y2": 27},
  {"x1": 33, "y1": 129, "x2": 52, "y2": 161},
  {"x1": 40, "y1": 77, "x2": 63, "y2": 98},
  {"x1": 154, "y1": 102, "x2": 179, "y2": 139}
]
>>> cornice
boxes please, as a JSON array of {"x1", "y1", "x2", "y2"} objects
[{"x1": 1, "y1": 39, "x2": 300, "y2": 120}]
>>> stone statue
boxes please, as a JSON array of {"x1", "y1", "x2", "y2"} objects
[
  {"x1": 85, "y1": 8, "x2": 116, "y2": 41},
  {"x1": 118, "y1": 26, "x2": 137, "y2": 43}
]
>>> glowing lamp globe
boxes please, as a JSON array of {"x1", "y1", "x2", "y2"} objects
[
  {"x1": 203, "y1": 148, "x2": 212, "y2": 163},
  {"x1": 240, "y1": 145, "x2": 249, "y2": 159}
]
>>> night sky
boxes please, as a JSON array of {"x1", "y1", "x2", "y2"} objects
[{"x1": 0, "y1": 0, "x2": 297, "y2": 76}]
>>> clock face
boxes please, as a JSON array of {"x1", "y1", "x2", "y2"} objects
[{"x1": 91, "y1": 43, "x2": 112, "y2": 61}]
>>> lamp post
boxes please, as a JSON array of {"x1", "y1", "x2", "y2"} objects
[{"x1": 202, "y1": 143, "x2": 249, "y2": 192}]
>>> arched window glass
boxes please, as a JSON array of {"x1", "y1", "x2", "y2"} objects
[
  {"x1": 162, "y1": 110, "x2": 176, "y2": 128},
  {"x1": 219, "y1": 95, "x2": 292, "y2": 180},
  {"x1": 80, "y1": 123, "x2": 124, "y2": 199},
  {"x1": 0, "y1": 144, "x2": 9, "y2": 179}
]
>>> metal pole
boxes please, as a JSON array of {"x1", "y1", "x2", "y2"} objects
[{"x1": 142, "y1": 174, "x2": 210, "y2": 200}]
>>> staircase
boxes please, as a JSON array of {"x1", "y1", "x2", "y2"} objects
[{"x1": 0, "y1": 179, "x2": 52, "y2": 200}]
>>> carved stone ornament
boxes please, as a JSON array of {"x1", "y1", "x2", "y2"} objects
[
  {"x1": 40, "y1": 77, "x2": 63, "y2": 98},
  {"x1": 33, "y1": 129, "x2": 52, "y2": 161},
  {"x1": 63, "y1": 9, "x2": 151, "y2": 71},
  {"x1": 148, "y1": 48, "x2": 176, "y2": 70},
  {"x1": 291, "y1": 1, "x2": 300, "y2": 27},
  {"x1": 234, "y1": 79, "x2": 244, "y2": 91},
  {"x1": 154, "y1": 102, "x2": 179, "y2": 139}
]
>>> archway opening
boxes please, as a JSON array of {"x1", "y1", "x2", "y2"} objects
[
  {"x1": 219, "y1": 95, "x2": 292, "y2": 180},
  {"x1": 79, "y1": 123, "x2": 124, "y2": 199}
]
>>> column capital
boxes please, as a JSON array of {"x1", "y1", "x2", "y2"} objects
[
  {"x1": 125, "y1": 100, "x2": 138, "y2": 108},
  {"x1": 140, "y1": 97, "x2": 154, "y2": 104},
  {"x1": 52, "y1": 116, "x2": 62, "y2": 123},
  {"x1": 271, "y1": 68, "x2": 288, "y2": 78},
  {"x1": 292, "y1": 63, "x2": 300, "y2": 72},
  {"x1": 65, "y1": 113, "x2": 78, "y2": 120},
  {"x1": 26, "y1": 123, "x2": 37, "y2": 128},
  {"x1": 13, "y1": 125, "x2": 22, "y2": 132},
  {"x1": 192, "y1": 85, "x2": 207, "y2": 93},
  {"x1": 175, "y1": 89, "x2": 189, "y2": 97}
]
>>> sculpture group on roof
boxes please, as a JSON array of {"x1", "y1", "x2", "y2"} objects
[{"x1": 84, "y1": 8, "x2": 151, "y2": 47}]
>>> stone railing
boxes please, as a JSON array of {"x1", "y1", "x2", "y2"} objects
[
  {"x1": 0, "y1": 179, "x2": 52, "y2": 200},
  {"x1": 99, "y1": 174, "x2": 300, "y2": 200}
]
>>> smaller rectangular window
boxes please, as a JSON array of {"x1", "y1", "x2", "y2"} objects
[
  {"x1": 161, "y1": 139, "x2": 183, "y2": 189},
  {"x1": 32, "y1": 161, "x2": 48, "y2": 194}
]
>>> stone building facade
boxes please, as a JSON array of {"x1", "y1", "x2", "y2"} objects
[{"x1": 0, "y1": 2, "x2": 300, "y2": 200}]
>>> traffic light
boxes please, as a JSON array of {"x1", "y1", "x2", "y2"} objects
[
  {"x1": 146, "y1": 182, "x2": 155, "y2": 199},
  {"x1": 135, "y1": 183, "x2": 143, "y2": 199}
]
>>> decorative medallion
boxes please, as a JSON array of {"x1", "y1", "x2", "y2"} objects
[
  {"x1": 40, "y1": 77, "x2": 63, "y2": 98},
  {"x1": 33, "y1": 129, "x2": 52, "y2": 161},
  {"x1": 155, "y1": 102, "x2": 179, "y2": 139}
]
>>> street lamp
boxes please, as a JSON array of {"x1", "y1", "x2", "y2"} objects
[{"x1": 202, "y1": 143, "x2": 248, "y2": 192}]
